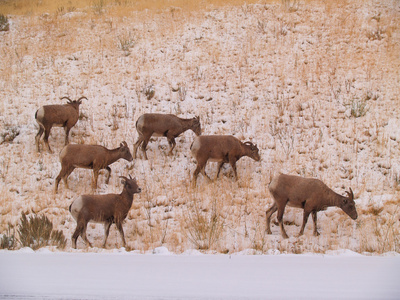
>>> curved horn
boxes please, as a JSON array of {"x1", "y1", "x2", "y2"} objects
[
  {"x1": 77, "y1": 96, "x2": 88, "y2": 101},
  {"x1": 244, "y1": 141, "x2": 254, "y2": 146},
  {"x1": 120, "y1": 141, "x2": 128, "y2": 147},
  {"x1": 345, "y1": 188, "x2": 354, "y2": 200},
  {"x1": 119, "y1": 176, "x2": 128, "y2": 182},
  {"x1": 60, "y1": 96, "x2": 73, "y2": 102}
]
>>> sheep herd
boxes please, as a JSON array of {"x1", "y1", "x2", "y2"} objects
[{"x1": 35, "y1": 96, "x2": 358, "y2": 249}]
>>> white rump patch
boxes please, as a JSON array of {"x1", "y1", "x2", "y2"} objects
[
  {"x1": 35, "y1": 107, "x2": 45, "y2": 125},
  {"x1": 190, "y1": 138, "x2": 201, "y2": 156},
  {"x1": 269, "y1": 175, "x2": 280, "y2": 192},
  {"x1": 70, "y1": 196, "x2": 84, "y2": 221}
]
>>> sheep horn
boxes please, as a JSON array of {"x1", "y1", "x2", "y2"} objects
[
  {"x1": 60, "y1": 96, "x2": 73, "y2": 102},
  {"x1": 119, "y1": 176, "x2": 128, "y2": 182},
  {"x1": 77, "y1": 96, "x2": 88, "y2": 102},
  {"x1": 120, "y1": 141, "x2": 128, "y2": 147},
  {"x1": 345, "y1": 188, "x2": 354, "y2": 201}
]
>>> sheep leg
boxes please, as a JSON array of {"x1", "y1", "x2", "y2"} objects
[
  {"x1": 133, "y1": 135, "x2": 144, "y2": 159},
  {"x1": 167, "y1": 137, "x2": 176, "y2": 156},
  {"x1": 298, "y1": 209, "x2": 311, "y2": 237},
  {"x1": 192, "y1": 161, "x2": 211, "y2": 186},
  {"x1": 228, "y1": 157, "x2": 238, "y2": 180},
  {"x1": 140, "y1": 137, "x2": 150, "y2": 160},
  {"x1": 103, "y1": 221, "x2": 112, "y2": 248},
  {"x1": 64, "y1": 126, "x2": 70, "y2": 145},
  {"x1": 116, "y1": 222, "x2": 126, "y2": 247},
  {"x1": 200, "y1": 163, "x2": 212, "y2": 181},
  {"x1": 71, "y1": 226, "x2": 81, "y2": 249},
  {"x1": 80, "y1": 226, "x2": 93, "y2": 248},
  {"x1": 265, "y1": 203, "x2": 277, "y2": 234},
  {"x1": 92, "y1": 169, "x2": 100, "y2": 190},
  {"x1": 54, "y1": 166, "x2": 74, "y2": 193},
  {"x1": 62, "y1": 168, "x2": 74, "y2": 190},
  {"x1": 192, "y1": 164, "x2": 201, "y2": 186},
  {"x1": 312, "y1": 211, "x2": 320, "y2": 236},
  {"x1": 277, "y1": 204, "x2": 289, "y2": 239},
  {"x1": 35, "y1": 126, "x2": 44, "y2": 152},
  {"x1": 72, "y1": 221, "x2": 92, "y2": 248},
  {"x1": 43, "y1": 126, "x2": 53, "y2": 153},
  {"x1": 105, "y1": 166, "x2": 111, "y2": 184},
  {"x1": 216, "y1": 162, "x2": 224, "y2": 179}
]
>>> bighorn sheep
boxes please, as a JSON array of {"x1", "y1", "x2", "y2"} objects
[
  {"x1": 69, "y1": 175, "x2": 141, "y2": 249},
  {"x1": 266, "y1": 173, "x2": 358, "y2": 239},
  {"x1": 35, "y1": 96, "x2": 87, "y2": 153},
  {"x1": 190, "y1": 135, "x2": 260, "y2": 184},
  {"x1": 55, "y1": 141, "x2": 133, "y2": 193},
  {"x1": 133, "y1": 113, "x2": 201, "y2": 160}
]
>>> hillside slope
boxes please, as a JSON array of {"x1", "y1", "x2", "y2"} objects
[{"x1": 0, "y1": 0, "x2": 399, "y2": 254}]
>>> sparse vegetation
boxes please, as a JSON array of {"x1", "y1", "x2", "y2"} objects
[
  {"x1": 0, "y1": 14, "x2": 9, "y2": 31},
  {"x1": 183, "y1": 199, "x2": 224, "y2": 250},
  {"x1": 118, "y1": 32, "x2": 136, "y2": 56},
  {"x1": 350, "y1": 97, "x2": 369, "y2": 118},
  {"x1": 0, "y1": 223, "x2": 16, "y2": 250},
  {"x1": 0, "y1": 124, "x2": 20, "y2": 145},
  {"x1": 17, "y1": 212, "x2": 67, "y2": 250}
]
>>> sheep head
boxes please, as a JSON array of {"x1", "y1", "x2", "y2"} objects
[
  {"x1": 244, "y1": 141, "x2": 261, "y2": 162},
  {"x1": 119, "y1": 141, "x2": 133, "y2": 162},
  {"x1": 192, "y1": 116, "x2": 202, "y2": 136},
  {"x1": 341, "y1": 188, "x2": 358, "y2": 220},
  {"x1": 119, "y1": 175, "x2": 141, "y2": 194}
]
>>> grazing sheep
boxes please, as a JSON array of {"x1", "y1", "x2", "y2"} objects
[
  {"x1": 191, "y1": 135, "x2": 260, "y2": 184},
  {"x1": 266, "y1": 173, "x2": 358, "y2": 238},
  {"x1": 35, "y1": 96, "x2": 87, "y2": 153},
  {"x1": 55, "y1": 141, "x2": 133, "y2": 193},
  {"x1": 69, "y1": 175, "x2": 141, "y2": 249},
  {"x1": 133, "y1": 113, "x2": 201, "y2": 160}
]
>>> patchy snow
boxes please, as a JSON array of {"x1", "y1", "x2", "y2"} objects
[{"x1": 0, "y1": 0, "x2": 399, "y2": 255}]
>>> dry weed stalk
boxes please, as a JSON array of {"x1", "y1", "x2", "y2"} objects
[{"x1": 182, "y1": 196, "x2": 224, "y2": 250}]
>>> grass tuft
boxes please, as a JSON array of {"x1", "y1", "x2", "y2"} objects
[
  {"x1": 17, "y1": 212, "x2": 67, "y2": 250},
  {"x1": 0, "y1": 14, "x2": 9, "y2": 31},
  {"x1": 0, "y1": 223, "x2": 17, "y2": 250}
]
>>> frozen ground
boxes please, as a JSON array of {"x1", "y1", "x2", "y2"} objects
[
  {"x1": 1, "y1": 248, "x2": 400, "y2": 299},
  {"x1": 0, "y1": 0, "x2": 399, "y2": 254}
]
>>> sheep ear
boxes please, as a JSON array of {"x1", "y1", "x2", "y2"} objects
[
  {"x1": 119, "y1": 176, "x2": 127, "y2": 185},
  {"x1": 346, "y1": 188, "x2": 354, "y2": 201}
]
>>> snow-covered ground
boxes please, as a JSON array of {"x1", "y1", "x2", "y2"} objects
[
  {"x1": 0, "y1": 0, "x2": 399, "y2": 254},
  {"x1": 1, "y1": 248, "x2": 400, "y2": 299},
  {"x1": 0, "y1": 1, "x2": 400, "y2": 298}
]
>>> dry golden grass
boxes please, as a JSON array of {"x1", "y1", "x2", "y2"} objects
[{"x1": 1, "y1": 0, "x2": 267, "y2": 15}]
